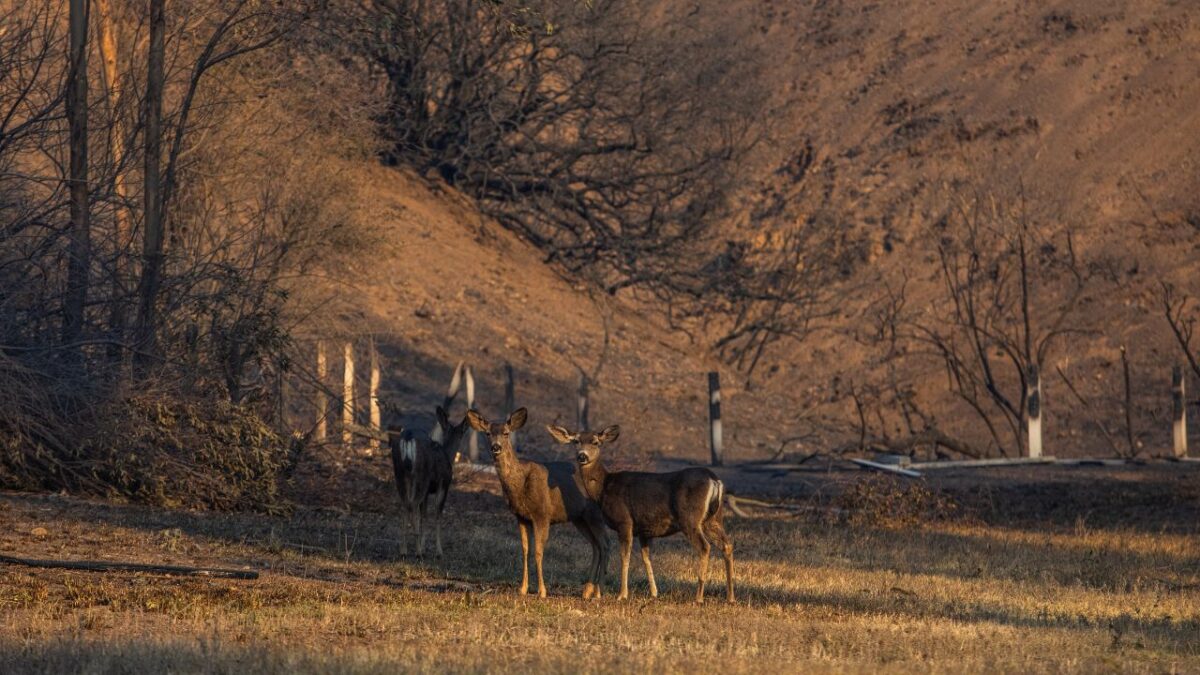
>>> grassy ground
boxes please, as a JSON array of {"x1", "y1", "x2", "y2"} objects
[{"x1": 0, "y1": 471, "x2": 1197, "y2": 673}]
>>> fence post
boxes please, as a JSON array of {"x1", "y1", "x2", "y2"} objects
[
  {"x1": 504, "y1": 363, "x2": 515, "y2": 413},
  {"x1": 708, "y1": 371, "x2": 723, "y2": 466},
  {"x1": 342, "y1": 341, "x2": 355, "y2": 449},
  {"x1": 1026, "y1": 363, "x2": 1042, "y2": 458},
  {"x1": 433, "y1": 361, "x2": 464, "y2": 445},
  {"x1": 577, "y1": 372, "x2": 590, "y2": 431},
  {"x1": 368, "y1": 338, "x2": 381, "y2": 455},
  {"x1": 1173, "y1": 365, "x2": 1187, "y2": 459},
  {"x1": 503, "y1": 363, "x2": 518, "y2": 453},
  {"x1": 466, "y1": 364, "x2": 479, "y2": 461},
  {"x1": 315, "y1": 340, "x2": 327, "y2": 442},
  {"x1": 275, "y1": 366, "x2": 286, "y2": 432}
]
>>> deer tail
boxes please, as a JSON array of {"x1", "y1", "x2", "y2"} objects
[{"x1": 706, "y1": 478, "x2": 724, "y2": 520}]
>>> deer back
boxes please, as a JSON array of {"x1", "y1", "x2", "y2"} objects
[{"x1": 599, "y1": 467, "x2": 722, "y2": 537}]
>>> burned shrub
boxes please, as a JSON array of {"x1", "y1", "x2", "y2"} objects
[{"x1": 837, "y1": 475, "x2": 959, "y2": 528}]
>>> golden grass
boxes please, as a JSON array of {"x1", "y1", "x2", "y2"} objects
[{"x1": 0, "y1": 486, "x2": 1196, "y2": 674}]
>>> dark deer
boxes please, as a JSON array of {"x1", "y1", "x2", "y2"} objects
[
  {"x1": 389, "y1": 406, "x2": 467, "y2": 557},
  {"x1": 466, "y1": 408, "x2": 609, "y2": 599},
  {"x1": 548, "y1": 424, "x2": 734, "y2": 603}
]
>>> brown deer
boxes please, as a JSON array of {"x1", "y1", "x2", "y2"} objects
[
  {"x1": 548, "y1": 424, "x2": 734, "y2": 603},
  {"x1": 389, "y1": 406, "x2": 467, "y2": 557},
  {"x1": 466, "y1": 407, "x2": 610, "y2": 599}
]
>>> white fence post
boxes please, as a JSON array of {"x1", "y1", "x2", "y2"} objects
[
  {"x1": 708, "y1": 371, "x2": 723, "y2": 466},
  {"x1": 1173, "y1": 365, "x2": 1187, "y2": 459},
  {"x1": 577, "y1": 372, "x2": 590, "y2": 431},
  {"x1": 1026, "y1": 364, "x2": 1042, "y2": 458},
  {"x1": 368, "y1": 338, "x2": 381, "y2": 455},
  {"x1": 466, "y1": 364, "x2": 479, "y2": 461},
  {"x1": 315, "y1": 340, "x2": 327, "y2": 442},
  {"x1": 342, "y1": 341, "x2": 355, "y2": 449}
]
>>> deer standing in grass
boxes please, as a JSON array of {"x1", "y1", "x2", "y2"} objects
[
  {"x1": 466, "y1": 408, "x2": 610, "y2": 599},
  {"x1": 549, "y1": 424, "x2": 735, "y2": 603},
  {"x1": 389, "y1": 406, "x2": 467, "y2": 557}
]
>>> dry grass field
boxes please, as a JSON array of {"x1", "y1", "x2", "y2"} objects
[{"x1": 2, "y1": 466, "x2": 1198, "y2": 674}]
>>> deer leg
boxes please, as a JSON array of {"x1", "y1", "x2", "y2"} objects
[
  {"x1": 433, "y1": 487, "x2": 447, "y2": 557},
  {"x1": 593, "y1": 519, "x2": 610, "y2": 598},
  {"x1": 414, "y1": 498, "x2": 427, "y2": 558},
  {"x1": 533, "y1": 519, "x2": 549, "y2": 599},
  {"x1": 638, "y1": 536, "x2": 658, "y2": 599},
  {"x1": 399, "y1": 503, "x2": 413, "y2": 557},
  {"x1": 517, "y1": 520, "x2": 530, "y2": 595},
  {"x1": 618, "y1": 524, "x2": 633, "y2": 601},
  {"x1": 705, "y1": 520, "x2": 735, "y2": 603},
  {"x1": 573, "y1": 522, "x2": 599, "y2": 600},
  {"x1": 685, "y1": 527, "x2": 711, "y2": 604}
]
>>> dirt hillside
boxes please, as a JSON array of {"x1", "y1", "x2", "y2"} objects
[
  {"x1": 315, "y1": 1, "x2": 1200, "y2": 467},
  {"x1": 708, "y1": 0, "x2": 1200, "y2": 456}
]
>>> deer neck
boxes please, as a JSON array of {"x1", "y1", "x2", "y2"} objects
[
  {"x1": 492, "y1": 446, "x2": 523, "y2": 489},
  {"x1": 577, "y1": 458, "x2": 609, "y2": 502}
]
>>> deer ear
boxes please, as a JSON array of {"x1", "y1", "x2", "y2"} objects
[
  {"x1": 466, "y1": 409, "x2": 490, "y2": 432},
  {"x1": 596, "y1": 425, "x2": 620, "y2": 444},
  {"x1": 545, "y1": 425, "x2": 576, "y2": 444},
  {"x1": 506, "y1": 407, "x2": 528, "y2": 431}
]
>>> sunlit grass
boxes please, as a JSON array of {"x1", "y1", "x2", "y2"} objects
[{"x1": 0, "y1": 488, "x2": 1196, "y2": 673}]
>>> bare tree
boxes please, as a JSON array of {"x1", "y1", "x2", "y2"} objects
[
  {"x1": 1161, "y1": 282, "x2": 1200, "y2": 382},
  {"x1": 134, "y1": 0, "x2": 166, "y2": 369},
  {"x1": 903, "y1": 182, "x2": 1088, "y2": 456},
  {"x1": 338, "y1": 0, "x2": 768, "y2": 295}
]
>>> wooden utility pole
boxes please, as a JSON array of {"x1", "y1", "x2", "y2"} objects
[
  {"x1": 342, "y1": 341, "x2": 355, "y2": 448},
  {"x1": 314, "y1": 340, "x2": 327, "y2": 441},
  {"x1": 708, "y1": 371, "x2": 723, "y2": 466},
  {"x1": 1173, "y1": 365, "x2": 1187, "y2": 459},
  {"x1": 63, "y1": 0, "x2": 91, "y2": 354},
  {"x1": 369, "y1": 338, "x2": 381, "y2": 454},
  {"x1": 1026, "y1": 364, "x2": 1042, "y2": 458}
]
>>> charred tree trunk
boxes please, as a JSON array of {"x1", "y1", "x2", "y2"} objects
[
  {"x1": 96, "y1": 0, "x2": 133, "y2": 372},
  {"x1": 134, "y1": 0, "x2": 166, "y2": 372},
  {"x1": 62, "y1": 0, "x2": 91, "y2": 357}
]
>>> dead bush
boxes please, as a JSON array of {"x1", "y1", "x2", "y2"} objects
[
  {"x1": 0, "y1": 385, "x2": 293, "y2": 512},
  {"x1": 837, "y1": 475, "x2": 959, "y2": 528},
  {"x1": 85, "y1": 395, "x2": 291, "y2": 512}
]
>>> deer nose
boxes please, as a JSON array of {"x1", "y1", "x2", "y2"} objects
[
  {"x1": 491, "y1": 443, "x2": 502, "y2": 454},
  {"x1": 577, "y1": 451, "x2": 589, "y2": 464}
]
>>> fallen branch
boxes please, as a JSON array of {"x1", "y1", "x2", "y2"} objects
[
  {"x1": 1056, "y1": 458, "x2": 1127, "y2": 467},
  {"x1": 725, "y1": 495, "x2": 845, "y2": 517},
  {"x1": 345, "y1": 422, "x2": 390, "y2": 443},
  {"x1": 831, "y1": 429, "x2": 983, "y2": 459},
  {"x1": 912, "y1": 456, "x2": 1055, "y2": 470},
  {"x1": 0, "y1": 553, "x2": 259, "y2": 579},
  {"x1": 849, "y1": 458, "x2": 922, "y2": 478}
]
